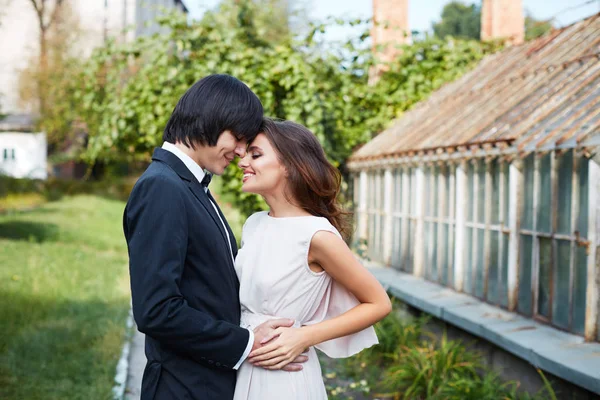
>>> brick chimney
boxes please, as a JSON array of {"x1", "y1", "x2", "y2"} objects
[
  {"x1": 371, "y1": 0, "x2": 410, "y2": 76},
  {"x1": 481, "y1": 0, "x2": 525, "y2": 45}
]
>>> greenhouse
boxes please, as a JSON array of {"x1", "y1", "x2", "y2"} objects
[{"x1": 349, "y1": 15, "x2": 600, "y2": 344}]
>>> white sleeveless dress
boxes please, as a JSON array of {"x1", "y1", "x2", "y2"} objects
[{"x1": 233, "y1": 211, "x2": 378, "y2": 400}]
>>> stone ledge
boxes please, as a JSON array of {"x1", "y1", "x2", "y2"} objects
[{"x1": 366, "y1": 263, "x2": 600, "y2": 395}]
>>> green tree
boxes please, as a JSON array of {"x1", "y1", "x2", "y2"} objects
[
  {"x1": 44, "y1": 0, "x2": 500, "y2": 216},
  {"x1": 18, "y1": 0, "x2": 83, "y2": 149},
  {"x1": 210, "y1": 0, "x2": 309, "y2": 45},
  {"x1": 525, "y1": 13, "x2": 554, "y2": 40},
  {"x1": 27, "y1": 0, "x2": 67, "y2": 115},
  {"x1": 432, "y1": 1, "x2": 481, "y2": 40}
]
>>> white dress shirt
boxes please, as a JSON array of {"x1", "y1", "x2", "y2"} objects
[{"x1": 162, "y1": 141, "x2": 254, "y2": 370}]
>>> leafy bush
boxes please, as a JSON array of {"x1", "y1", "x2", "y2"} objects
[
  {"x1": 334, "y1": 298, "x2": 557, "y2": 400},
  {"x1": 384, "y1": 333, "x2": 483, "y2": 399},
  {"x1": 0, "y1": 175, "x2": 135, "y2": 207},
  {"x1": 0, "y1": 175, "x2": 45, "y2": 198}
]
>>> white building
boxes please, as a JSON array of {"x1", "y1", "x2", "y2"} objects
[
  {"x1": 0, "y1": 0, "x2": 187, "y2": 114},
  {"x1": 0, "y1": 115, "x2": 47, "y2": 179}
]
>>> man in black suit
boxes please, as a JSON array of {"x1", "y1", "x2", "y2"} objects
[{"x1": 123, "y1": 75, "x2": 305, "y2": 400}]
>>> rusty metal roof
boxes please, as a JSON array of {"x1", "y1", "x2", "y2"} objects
[{"x1": 350, "y1": 13, "x2": 600, "y2": 163}]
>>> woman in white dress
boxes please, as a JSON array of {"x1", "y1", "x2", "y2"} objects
[{"x1": 233, "y1": 119, "x2": 392, "y2": 400}]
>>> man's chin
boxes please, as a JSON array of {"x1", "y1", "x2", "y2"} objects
[
  {"x1": 218, "y1": 162, "x2": 233, "y2": 175},
  {"x1": 206, "y1": 166, "x2": 225, "y2": 176}
]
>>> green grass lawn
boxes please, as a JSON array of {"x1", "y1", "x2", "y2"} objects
[{"x1": 0, "y1": 195, "x2": 130, "y2": 400}]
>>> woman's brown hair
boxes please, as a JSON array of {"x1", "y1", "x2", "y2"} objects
[{"x1": 260, "y1": 118, "x2": 351, "y2": 238}]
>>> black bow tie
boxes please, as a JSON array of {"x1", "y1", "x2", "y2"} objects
[{"x1": 201, "y1": 173, "x2": 212, "y2": 188}]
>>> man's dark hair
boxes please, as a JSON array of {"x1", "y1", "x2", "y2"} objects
[{"x1": 163, "y1": 74, "x2": 263, "y2": 148}]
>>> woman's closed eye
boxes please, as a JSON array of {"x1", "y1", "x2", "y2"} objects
[{"x1": 252, "y1": 154, "x2": 262, "y2": 159}]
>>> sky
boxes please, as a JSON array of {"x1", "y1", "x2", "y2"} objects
[{"x1": 182, "y1": 0, "x2": 600, "y2": 41}]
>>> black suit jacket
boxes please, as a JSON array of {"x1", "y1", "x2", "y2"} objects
[{"x1": 123, "y1": 148, "x2": 249, "y2": 400}]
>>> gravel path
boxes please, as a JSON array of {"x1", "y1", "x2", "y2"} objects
[{"x1": 123, "y1": 329, "x2": 145, "y2": 400}]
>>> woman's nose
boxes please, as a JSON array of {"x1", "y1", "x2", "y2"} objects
[{"x1": 238, "y1": 155, "x2": 249, "y2": 169}]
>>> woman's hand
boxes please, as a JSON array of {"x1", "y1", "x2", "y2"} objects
[{"x1": 247, "y1": 327, "x2": 312, "y2": 370}]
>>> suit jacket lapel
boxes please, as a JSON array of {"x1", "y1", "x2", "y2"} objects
[
  {"x1": 188, "y1": 184, "x2": 239, "y2": 287},
  {"x1": 207, "y1": 189, "x2": 238, "y2": 257},
  {"x1": 151, "y1": 148, "x2": 231, "y2": 249},
  {"x1": 187, "y1": 182, "x2": 230, "y2": 247}
]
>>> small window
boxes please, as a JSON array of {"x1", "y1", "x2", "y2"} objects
[
  {"x1": 3, "y1": 148, "x2": 15, "y2": 161},
  {"x1": 2, "y1": 149, "x2": 16, "y2": 161}
]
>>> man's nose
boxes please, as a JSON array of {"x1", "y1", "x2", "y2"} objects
[{"x1": 235, "y1": 144, "x2": 247, "y2": 158}]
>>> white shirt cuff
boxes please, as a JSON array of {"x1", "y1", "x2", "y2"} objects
[{"x1": 233, "y1": 328, "x2": 254, "y2": 370}]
